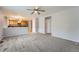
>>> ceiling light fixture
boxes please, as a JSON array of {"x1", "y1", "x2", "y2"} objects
[{"x1": 26, "y1": 6, "x2": 45, "y2": 15}]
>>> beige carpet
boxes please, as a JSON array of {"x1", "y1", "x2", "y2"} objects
[{"x1": 0, "y1": 33, "x2": 79, "y2": 52}]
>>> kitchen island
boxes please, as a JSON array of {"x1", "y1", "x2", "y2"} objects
[{"x1": 3, "y1": 27, "x2": 29, "y2": 37}]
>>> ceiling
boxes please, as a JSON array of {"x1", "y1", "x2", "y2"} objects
[{"x1": 0, "y1": 6, "x2": 76, "y2": 17}]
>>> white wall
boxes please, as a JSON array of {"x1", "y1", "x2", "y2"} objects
[
  {"x1": 38, "y1": 7, "x2": 79, "y2": 42},
  {"x1": 36, "y1": 18, "x2": 39, "y2": 32},
  {"x1": 51, "y1": 7, "x2": 79, "y2": 42},
  {"x1": 32, "y1": 18, "x2": 36, "y2": 33},
  {"x1": 0, "y1": 12, "x2": 5, "y2": 40},
  {"x1": 38, "y1": 16, "x2": 45, "y2": 33}
]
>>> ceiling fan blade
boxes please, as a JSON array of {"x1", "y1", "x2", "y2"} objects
[
  {"x1": 37, "y1": 11, "x2": 40, "y2": 15},
  {"x1": 27, "y1": 7, "x2": 45, "y2": 15},
  {"x1": 27, "y1": 9, "x2": 33, "y2": 11},
  {"x1": 31, "y1": 11, "x2": 34, "y2": 14},
  {"x1": 38, "y1": 10, "x2": 45, "y2": 12}
]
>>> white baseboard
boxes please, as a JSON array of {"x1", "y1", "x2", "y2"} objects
[{"x1": 52, "y1": 34, "x2": 79, "y2": 43}]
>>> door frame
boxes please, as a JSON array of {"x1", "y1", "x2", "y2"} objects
[{"x1": 45, "y1": 16, "x2": 51, "y2": 34}]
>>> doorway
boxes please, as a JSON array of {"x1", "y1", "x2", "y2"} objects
[
  {"x1": 28, "y1": 20, "x2": 32, "y2": 33},
  {"x1": 45, "y1": 16, "x2": 51, "y2": 35}
]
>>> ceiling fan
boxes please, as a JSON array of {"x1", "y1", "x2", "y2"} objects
[{"x1": 27, "y1": 6, "x2": 45, "y2": 15}]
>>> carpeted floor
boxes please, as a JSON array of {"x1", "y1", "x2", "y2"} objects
[{"x1": 0, "y1": 33, "x2": 79, "y2": 52}]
